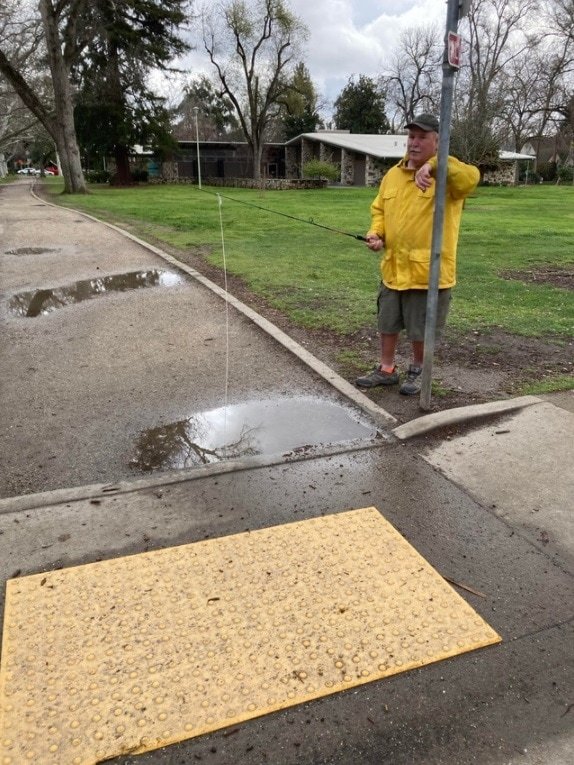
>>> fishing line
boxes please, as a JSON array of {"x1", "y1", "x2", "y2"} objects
[
  {"x1": 192, "y1": 185, "x2": 367, "y2": 242},
  {"x1": 208, "y1": 187, "x2": 369, "y2": 457},
  {"x1": 216, "y1": 193, "x2": 230, "y2": 456}
]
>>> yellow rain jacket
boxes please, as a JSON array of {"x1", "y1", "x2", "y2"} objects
[{"x1": 368, "y1": 155, "x2": 480, "y2": 290}]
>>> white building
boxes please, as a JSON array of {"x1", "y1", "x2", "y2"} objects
[{"x1": 285, "y1": 131, "x2": 536, "y2": 186}]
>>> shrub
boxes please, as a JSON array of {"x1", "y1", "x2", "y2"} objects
[
  {"x1": 85, "y1": 169, "x2": 111, "y2": 184},
  {"x1": 557, "y1": 165, "x2": 573, "y2": 183},
  {"x1": 302, "y1": 159, "x2": 340, "y2": 182}
]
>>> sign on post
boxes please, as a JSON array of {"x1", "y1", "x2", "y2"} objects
[{"x1": 447, "y1": 31, "x2": 462, "y2": 68}]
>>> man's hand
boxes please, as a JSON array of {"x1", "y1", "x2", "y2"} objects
[
  {"x1": 365, "y1": 234, "x2": 384, "y2": 252},
  {"x1": 414, "y1": 162, "x2": 433, "y2": 191}
]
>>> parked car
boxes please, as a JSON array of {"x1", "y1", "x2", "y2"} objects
[{"x1": 17, "y1": 167, "x2": 41, "y2": 175}]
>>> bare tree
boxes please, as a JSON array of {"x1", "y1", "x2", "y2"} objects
[
  {"x1": 379, "y1": 0, "x2": 572, "y2": 170},
  {"x1": 201, "y1": 0, "x2": 308, "y2": 179},
  {"x1": 450, "y1": 0, "x2": 540, "y2": 165},
  {"x1": 381, "y1": 24, "x2": 442, "y2": 131},
  {"x1": 536, "y1": 0, "x2": 574, "y2": 133},
  {"x1": 463, "y1": 0, "x2": 538, "y2": 115},
  {"x1": 0, "y1": 0, "x2": 88, "y2": 192},
  {"x1": 501, "y1": 42, "x2": 548, "y2": 151},
  {"x1": 0, "y1": 89, "x2": 53, "y2": 169},
  {"x1": 0, "y1": 81, "x2": 44, "y2": 162},
  {"x1": 490, "y1": 0, "x2": 573, "y2": 166},
  {"x1": 0, "y1": 2, "x2": 46, "y2": 160},
  {"x1": 550, "y1": 0, "x2": 574, "y2": 50}
]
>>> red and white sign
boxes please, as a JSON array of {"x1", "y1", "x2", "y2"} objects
[{"x1": 447, "y1": 31, "x2": 462, "y2": 68}]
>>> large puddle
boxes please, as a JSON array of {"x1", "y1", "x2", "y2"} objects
[
  {"x1": 130, "y1": 397, "x2": 378, "y2": 471},
  {"x1": 8, "y1": 270, "x2": 184, "y2": 317}
]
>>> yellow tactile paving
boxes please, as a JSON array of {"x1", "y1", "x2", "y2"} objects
[{"x1": 0, "y1": 507, "x2": 500, "y2": 764}]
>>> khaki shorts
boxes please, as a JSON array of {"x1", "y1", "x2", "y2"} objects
[{"x1": 377, "y1": 284, "x2": 452, "y2": 341}]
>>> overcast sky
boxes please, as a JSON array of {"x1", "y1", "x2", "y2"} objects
[
  {"x1": 288, "y1": 0, "x2": 448, "y2": 111},
  {"x1": 159, "y1": 1, "x2": 450, "y2": 117}
]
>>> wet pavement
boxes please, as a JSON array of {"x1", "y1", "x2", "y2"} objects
[
  {"x1": 0, "y1": 180, "x2": 572, "y2": 764},
  {"x1": 1, "y1": 444, "x2": 572, "y2": 765},
  {"x1": 1, "y1": 181, "x2": 385, "y2": 498}
]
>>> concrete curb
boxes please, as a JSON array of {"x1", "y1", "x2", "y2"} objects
[
  {"x1": 392, "y1": 395, "x2": 542, "y2": 440},
  {"x1": 0, "y1": 438, "x2": 386, "y2": 515},
  {"x1": 32, "y1": 187, "x2": 398, "y2": 429}
]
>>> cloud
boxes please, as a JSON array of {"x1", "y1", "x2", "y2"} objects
[
  {"x1": 159, "y1": 1, "x2": 448, "y2": 116},
  {"x1": 289, "y1": 0, "x2": 447, "y2": 109}
]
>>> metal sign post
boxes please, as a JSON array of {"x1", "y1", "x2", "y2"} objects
[{"x1": 419, "y1": 0, "x2": 466, "y2": 410}]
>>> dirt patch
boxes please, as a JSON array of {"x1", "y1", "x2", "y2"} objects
[{"x1": 499, "y1": 264, "x2": 574, "y2": 290}]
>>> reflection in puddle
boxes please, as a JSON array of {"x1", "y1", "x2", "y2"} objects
[
  {"x1": 8, "y1": 270, "x2": 184, "y2": 317},
  {"x1": 130, "y1": 397, "x2": 377, "y2": 471},
  {"x1": 5, "y1": 247, "x2": 57, "y2": 256}
]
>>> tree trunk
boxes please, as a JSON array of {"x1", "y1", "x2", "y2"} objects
[
  {"x1": 39, "y1": 0, "x2": 87, "y2": 194},
  {"x1": 113, "y1": 145, "x2": 132, "y2": 185},
  {"x1": 107, "y1": 37, "x2": 132, "y2": 186},
  {"x1": 250, "y1": 136, "x2": 263, "y2": 180}
]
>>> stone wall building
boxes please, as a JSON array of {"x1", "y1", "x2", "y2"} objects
[
  {"x1": 151, "y1": 133, "x2": 535, "y2": 187},
  {"x1": 285, "y1": 131, "x2": 406, "y2": 186},
  {"x1": 482, "y1": 152, "x2": 536, "y2": 185},
  {"x1": 165, "y1": 141, "x2": 285, "y2": 182},
  {"x1": 284, "y1": 132, "x2": 536, "y2": 187}
]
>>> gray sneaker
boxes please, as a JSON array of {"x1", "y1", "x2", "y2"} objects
[
  {"x1": 399, "y1": 364, "x2": 423, "y2": 395},
  {"x1": 355, "y1": 366, "x2": 399, "y2": 388}
]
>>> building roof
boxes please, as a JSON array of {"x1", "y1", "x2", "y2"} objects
[
  {"x1": 287, "y1": 132, "x2": 536, "y2": 162},
  {"x1": 286, "y1": 132, "x2": 408, "y2": 159},
  {"x1": 499, "y1": 150, "x2": 536, "y2": 161}
]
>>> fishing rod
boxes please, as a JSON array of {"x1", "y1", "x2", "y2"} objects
[{"x1": 192, "y1": 185, "x2": 367, "y2": 242}]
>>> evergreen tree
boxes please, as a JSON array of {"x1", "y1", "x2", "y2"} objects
[
  {"x1": 279, "y1": 62, "x2": 321, "y2": 140},
  {"x1": 173, "y1": 75, "x2": 239, "y2": 141},
  {"x1": 73, "y1": 0, "x2": 189, "y2": 184},
  {"x1": 333, "y1": 75, "x2": 390, "y2": 134}
]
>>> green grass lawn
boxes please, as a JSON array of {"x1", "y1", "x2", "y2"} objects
[{"x1": 46, "y1": 179, "x2": 573, "y2": 339}]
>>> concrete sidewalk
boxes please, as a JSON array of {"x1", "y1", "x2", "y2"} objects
[
  {"x1": 0, "y1": 180, "x2": 573, "y2": 765},
  {"x1": 407, "y1": 391, "x2": 574, "y2": 570}
]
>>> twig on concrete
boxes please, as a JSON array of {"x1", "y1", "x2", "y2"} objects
[{"x1": 443, "y1": 576, "x2": 486, "y2": 598}]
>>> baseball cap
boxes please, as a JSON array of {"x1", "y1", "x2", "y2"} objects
[{"x1": 405, "y1": 113, "x2": 439, "y2": 132}]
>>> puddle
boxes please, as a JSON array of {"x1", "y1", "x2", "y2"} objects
[
  {"x1": 130, "y1": 397, "x2": 378, "y2": 471},
  {"x1": 5, "y1": 247, "x2": 57, "y2": 256},
  {"x1": 8, "y1": 269, "x2": 184, "y2": 317}
]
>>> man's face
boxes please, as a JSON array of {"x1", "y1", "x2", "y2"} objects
[{"x1": 407, "y1": 128, "x2": 438, "y2": 168}]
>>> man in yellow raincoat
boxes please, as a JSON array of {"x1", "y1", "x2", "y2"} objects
[{"x1": 356, "y1": 113, "x2": 480, "y2": 395}]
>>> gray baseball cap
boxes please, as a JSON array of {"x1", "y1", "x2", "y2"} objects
[{"x1": 405, "y1": 113, "x2": 439, "y2": 132}]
